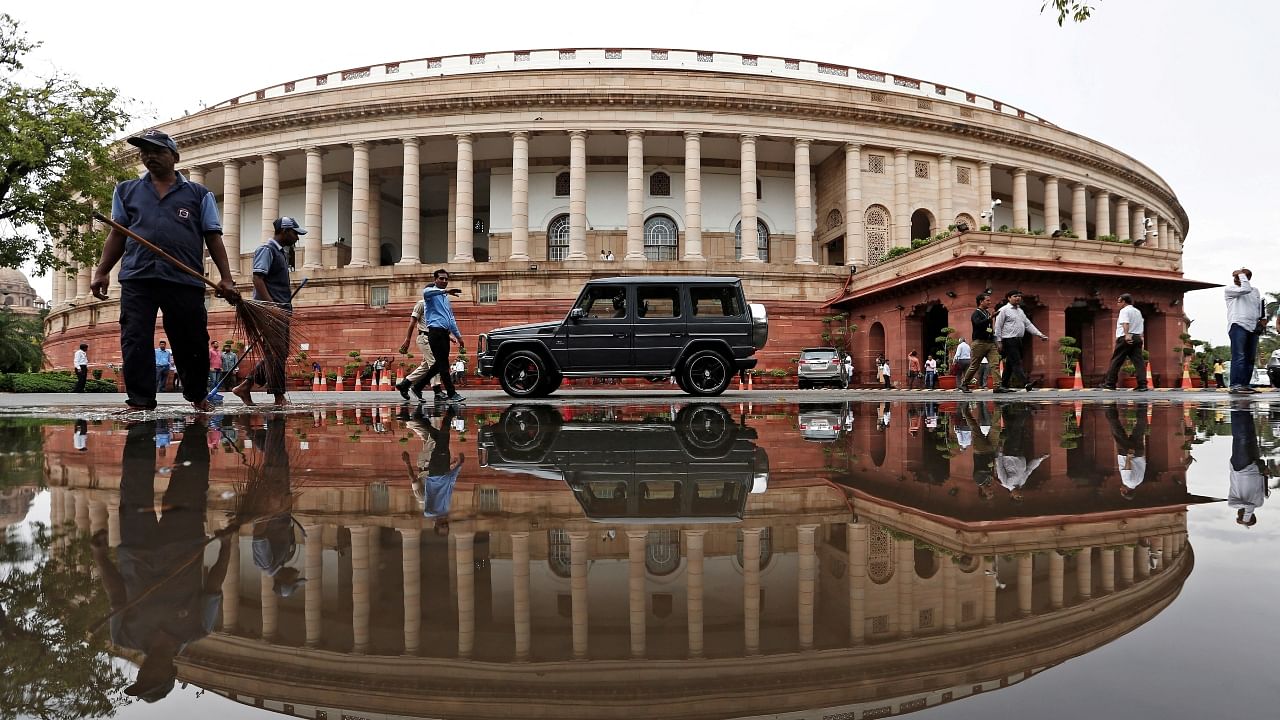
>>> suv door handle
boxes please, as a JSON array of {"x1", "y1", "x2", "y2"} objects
[{"x1": 615, "y1": 332, "x2": 630, "y2": 338}]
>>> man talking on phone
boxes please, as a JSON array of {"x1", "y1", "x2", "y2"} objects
[{"x1": 412, "y1": 269, "x2": 467, "y2": 404}]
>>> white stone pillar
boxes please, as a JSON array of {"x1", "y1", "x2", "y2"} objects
[
  {"x1": 509, "y1": 132, "x2": 530, "y2": 261},
  {"x1": 567, "y1": 131, "x2": 588, "y2": 260},
  {"x1": 845, "y1": 143, "x2": 865, "y2": 266},
  {"x1": 982, "y1": 556, "x2": 997, "y2": 625},
  {"x1": 1119, "y1": 542, "x2": 1135, "y2": 586},
  {"x1": 106, "y1": 504, "x2": 121, "y2": 548},
  {"x1": 1017, "y1": 553, "x2": 1034, "y2": 616},
  {"x1": 1042, "y1": 175, "x2": 1059, "y2": 233},
  {"x1": 1152, "y1": 535, "x2": 1166, "y2": 572},
  {"x1": 401, "y1": 528, "x2": 421, "y2": 654},
  {"x1": 304, "y1": 523, "x2": 323, "y2": 647},
  {"x1": 1116, "y1": 198, "x2": 1131, "y2": 241},
  {"x1": 797, "y1": 524, "x2": 818, "y2": 650},
  {"x1": 303, "y1": 148, "x2": 324, "y2": 270},
  {"x1": 569, "y1": 531, "x2": 589, "y2": 659},
  {"x1": 742, "y1": 528, "x2": 762, "y2": 654},
  {"x1": 1095, "y1": 190, "x2": 1111, "y2": 238},
  {"x1": 1136, "y1": 543, "x2": 1151, "y2": 579},
  {"x1": 511, "y1": 531, "x2": 532, "y2": 660},
  {"x1": 1012, "y1": 168, "x2": 1029, "y2": 230},
  {"x1": 1049, "y1": 551, "x2": 1065, "y2": 609},
  {"x1": 222, "y1": 525, "x2": 240, "y2": 631},
  {"x1": 847, "y1": 522, "x2": 867, "y2": 644},
  {"x1": 187, "y1": 166, "x2": 205, "y2": 185},
  {"x1": 453, "y1": 134, "x2": 475, "y2": 262},
  {"x1": 685, "y1": 529, "x2": 706, "y2": 657},
  {"x1": 260, "y1": 152, "x2": 279, "y2": 244},
  {"x1": 897, "y1": 538, "x2": 915, "y2": 637},
  {"x1": 350, "y1": 525, "x2": 371, "y2": 653},
  {"x1": 88, "y1": 500, "x2": 107, "y2": 536},
  {"x1": 1071, "y1": 183, "x2": 1088, "y2": 239},
  {"x1": 1076, "y1": 547, "x2": 1093, "y2": 601},
  {"x1": 367, "y1": 176, "x2": 382, "y2": 265},
  {"x1": 939, "y1": 154, "x2": 954, "y2": 232},
  {"x1": 978, "y1": 162, "x2": 993, "y2": 228},
  {"x1": 1158, "y1": 219, "x2": 1169, "y2": 251},
  {"x1": 941, "y1": 555, "x2": 957, "y2": 632},
  {"x1": 682, "y1": 132, "x2": 704, "y2": 261},
  {"x1": 261, "y1": 570, "x2": 278, "y2": 641},
  {"x1": 1132, "y1": 204, "x2": 1147, "y2": 246},
  {"x1": 793, "y1": 139, "x2": 815, "y2": 265},
  {"x1": 455, "y1": 530, "x2": 475, "y2": 659},
  {"x1": 52, "y1": 247, "x2": 64, "y2": 306},
  {"x1": 739, "y1": 135, "x2": 761, "y2": 262},
  {"x1": 1100, "y1": 546, "x2": 1116, "y2": 594},
  {"x1": 75, "y1": 253, "x2": 89, "y2": 300},
  {"x1": 625, "y1": 130, "x2": 645, "y2": 261},
  {"x1": 627, "y1": 530, "x2": 647, "y2": 658},
  {"x1": 349, "y1": 142, "x2": 370, "y2": 268},
  {"x1": 398, "y1": 138, "x2": 421, "y2": 266},
  {"x1": 74, "y1": 491, "x2": 89, "y2": 533},
  {"x1": 893, "y1": 149, "x2": 910, "y2": 247}
]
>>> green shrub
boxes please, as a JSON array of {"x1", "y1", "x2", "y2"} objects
[
  {"x1": 1, "y1": 372, "x2": 118, "y2": 393},
  {"x1": 884, "y1": 246, "x2": 913, "y2": 260}
]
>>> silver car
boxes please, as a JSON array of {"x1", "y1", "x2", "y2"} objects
[{"x1": 797, "y1": 347, "x2": 847, "y2": 389}]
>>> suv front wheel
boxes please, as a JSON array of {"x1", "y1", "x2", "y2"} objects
[
  {"x1": 682, "y1": 350, "x2": 733, "y2": 396},
  {"x1": 499, "y1": 350, "x2": 556, "y2": 397}
]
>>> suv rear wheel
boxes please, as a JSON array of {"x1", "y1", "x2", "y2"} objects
[
  {"x1": 682, "y1": 350, "x2": 733, "y2": 396},
  {"x1": 499, "y1": 350, "x2": 554, "y2": 398}
]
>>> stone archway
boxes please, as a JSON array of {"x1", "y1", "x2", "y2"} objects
[{"x1": 911, "y1": 208, "x2": 935, "y2": 240}]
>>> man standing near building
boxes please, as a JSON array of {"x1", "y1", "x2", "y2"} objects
[
  {"x1": 396, "y1": 297, "x2": 441, "y2": 402},
  {"x1": 1224, "y1": 268, "x2": 1264, "y2": 394},
  {"x1": 231, "y1": 217, "x2": 302, "y2": 407},
  {"x1": 220, "y1": 343, "x2": 238, "y2": 388},
  {"x1": 1097, "y1": 294, "x2": 1148, "y2": 391},
  {"x1": 993, "y1": 290, "x2": 1048, "y2": 393},
  {"x1": 952, "y1": 336, "x2": 970, "y2": 387},
  {"x1": 90, "y1": 130, "x2": 239, "y2": 412},
  {"x1": 960, "y1": 293, "x2": 1001, "y2": 393},
  {"x1": 207, "y1": 341, "x2": 223, "y2": 395},
  {"x1": 73, "y1": 343, "x2": 89, "y2": 393},
  {"x1": 154, "y1": 341, "x2": 172, "y2": 394},
  {"x1": 411, "y1": 269, "x2": 466, "y2": 404}
]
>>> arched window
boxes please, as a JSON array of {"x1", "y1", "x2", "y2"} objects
[
  {"x1": 547, "y1": 214, "x2": 570, "y2": 261},
  {"x1": 547, "y1": 529, "x2": 571, "y2": 578},
  {"x1": 734, "y1": 220, "x2": 770, "y2": 262},
  {"x1": 826, "y1": 209, "x2": 844, "y2": 231},
  {"x1": 867, "y1": 524, "x2": 895, "y2": 584},
  {"x1": 865, "y1": 205, "x2": 890, "y2": 265},
  {"x1": 643, "y1": 215, "x2": 678, "y2": 261},
  {"x1": 955, "y1": 213, "x2": 977, "y2": 230},
  {"x1": 649, "y1": 171, "x2": 671, "y2": 197},
  {"x1": 911, "y1": 208, "x2": 935, "y2": 240},
  {"x1": 645, "y1": 530, "x2": 681, "y2": 576},
  {"x1": 554, "y1": 171, "x2": 570, "y2": 197}
]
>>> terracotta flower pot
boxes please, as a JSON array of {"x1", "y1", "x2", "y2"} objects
[{"x1": 1056, "y1": 377, "x2": 1076, "y2": 389}]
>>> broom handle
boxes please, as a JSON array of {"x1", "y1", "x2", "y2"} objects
[
  {"x1": 207, "y1": 278, "x2": 308, "y2": 399},
  {"x1": 91, "y1": 211, "x2": 219, "y2": 292}
]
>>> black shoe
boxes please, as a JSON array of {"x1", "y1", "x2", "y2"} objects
[
  {"x1": 1095, "y1": 384, "x2": 1116, "y2": 391},
  {"x1": 396, "y1": 380, "x2": 411, "y2": 401},
  {"x1": 993, "y1": 387, "x2": 1015, "y2": 394},
  {"x1": 445, "y1": 392, "x2": 466, "y2": 404},
  {"x1": 411, "y1": 385, "x2": 425, "y2": 402},
  {"x1": 960, "y1": 386, "x2": 972, "y2": 393},
  {"x1": 1023, "y1": 381, "x2": 1037, "y2": 392},
  {"x1": 1135, "y1": 386, "x2": 1151, "y2": 392}
]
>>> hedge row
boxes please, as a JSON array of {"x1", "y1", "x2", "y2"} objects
[{"x1": 0, "y1": 372, "x2": 118, "y2": 393}]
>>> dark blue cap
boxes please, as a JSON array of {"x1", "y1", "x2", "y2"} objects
[
  {"x1": 273, "y1": 216, "x2": 307, "y2": 235},
  {"x1": 127, "y1": 129, "x2": 180, "y2": 160}
]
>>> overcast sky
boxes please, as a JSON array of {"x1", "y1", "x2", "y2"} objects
[{"x1": 13, "y1": 0, "x2": 1278, "y2": 345}]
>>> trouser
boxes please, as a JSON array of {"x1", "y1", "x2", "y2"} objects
[
  {"x1": 413, "y1": 327, "x2": 456, "y2": 396},
  {"x1": 404, "y1": 332, "x2": 437, "y2": 385},
  {"x1": 119, "y1": 420, "x2": 210, "y2": 547},
  {"x1": 960, "y1": 340, "x2": 1000, "y2": 388},
  {"x1": 1214, "y1": 373, "x2": 1225, "y2": 388},
  {"x1": 953, "y1": 359, "x2": 970, "y2": 380},
  {"x1": 155, "y1": 366, "x2": 169, "y2": 392},
  {"x1": 1230, "y1": 409, "x2": 1261, "y2": 472},
  {"x1": 924, "y1": 371, "x2": 937, "y2": 389},
  {"x1": 249, "y1": 314, "x2": 291, "y2": 395},
  {"x1": 999, "y1": 338, "x2": 1027, "y2": 388},
  {"x1": 209, "y1": 370, "x2": 222, "y2": 391},
  {"x1": 1228, "y1": 323, "x2": 1259, "y2": 387},
  {"x1": 120, "y1": 280, "x2": 209, "y2": 408},
  {"x1": 1106, "y1": 404, "x2": 1148, "y2": 456},
  {"x1": 74, "y1": 366, "x2": 88, "y2": 392},
  {"x1": 1102, "y1": 335, "x2": 1146, "y2": 388}
]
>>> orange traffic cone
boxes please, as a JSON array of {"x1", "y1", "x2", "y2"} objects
[
  {"x1": 1073, "y1": 399, "x2": 1083, "y2": 425},
  {"x1": 1073, "y1": 361, "x2": 1084, "y2": 390},
  {"x1": 747, "y1": 373, "x2": 754, "y2": 391},
  {"x1": 1180, "y1": 362, "x2": 1194, "y2": 390},
  {"x1": 335, "y1": 375, "x2": 344, "y2": 392},
  {"x1": 318, "y1": 372, "x2": 326, "y2": 392},
  {"x1": 379, "y1": 371, "x2": 392, "y2": 391},
  {"x1": 1146, "y1": 364, "x2": 1155, "y2": 390},
  {"x1": 738, "y1": 373, "x2": 745, "y2": 391},
  {"x1": 312, "y1": 370, "x2": 322, "y2": 392}
]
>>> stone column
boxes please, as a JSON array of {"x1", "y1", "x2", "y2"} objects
[
  {"x1": 350, "y1": 525, "x2": 371, "y2": 653},
  {"x1": 627, "y1": 530, "x2": 647, "y2": 658},
  {"x1": 1119, "y1": 542, "x2": 1135, "y2": 586},
  {"x1": 304, "y1": 523, "x2": 323, "y2": 647},
  {"x1": 75, "y1": 259, "x2": 90, "y2": 300},
  {"x1": 682, "y1": 132, "x2": 704, "y2": 261},
  {"x1": 847, "y1": 522, "x2": 867, "y2": 644},
  {"x1": 983, "y1": 556, "x2": 997, "y2": 625},
  {"x1": 1132, "y1": 204, "x2": 1147, "y2": 246},
  {"x1": 453, "y1": 134, "x2": 475, "y2": 262},
  {"x1": 1076, "y1": 547, "x2": 1093, "y2": 601},
  {"x1": 1042, "y1": 175, "x2": 1059, "y2": 233},
  {"x1": 51, "y1": 247, "x2": 64, "y2": 306},
  {"x1": 1071, "y1": 183, "x2": 1088, "y2": 239},
  {"x1": 187, "y1": 166, "x2": 205, "y2": 185},
  {"x1": 567, "y1": 130, "x2": 588, "y2": 260},
  {"x1": 349, "y1": 142, "x2": 371, "y2": 268},
  {"x1": 261, "y1": 570, "x2": 278, "y2": 641},
  {"x1": 1136, "y1": 543, "x2": 1151, "y2": 579},
  {"x1": 107, "y1": 504, "x2": 121, "y2": 548},
  {"x1": 1100, "y1": 547, "x2": 1116, "y2": 594},
  {"x1": 303, "y1": 148, "x2": 325, "y2": 270},
  {"x1": 797, "y1": 524, "x2": 818, "y2": 650},
  {"x1": 511, "y1": 531, "x2": 532, "y2": 661},
  {"x1": 1012, "y1": 168, "x2": 1029, "y2": 230},
  {"x1": 222, "y1": 525, "x2": 240, "y2": 630},
  {"x1": 739, "y1": 135, "x2": 761, "y2": 262},
  {"x1": 401, "y1": 528, "x2": 422, "y2": 654},
  {"x1": 89, "y1": 500, "x2": 107, "y2": 536},
  {"x1": 793, "y1": 139, "x2": 815, "y2": 265},
  {"x1": 367, "y1": 176, "x2": 382, "y2": 265},
  {"x1": 398, "y1": 138, "x2": 421, "y2": 266},
  {"x1": 939, "y1": 155, "x2": 954, "y2": 231},
  {"x1": 1095, "y1": 190, "x2": 1111, "y2": 238},
  {"x1": 509, "y1": 132, "x2": 530, "y2": 261},
  {"x1": 897, "y1": 538, "x2": 914, "y2": 637},
  {"x1": 741, "y1": 528, "x2": 762, "y2": 654},
  {"x1": 893, "y1": 149, "x2": 909, "y2": 248},
  {"x1": 455, "y1": 530, "x2": 475, "y2": 659},
  {"x1": 1151, "y1": 535, "x2": 1165, "y2": 572},
  {"x1": 1049, "y1": 551, "x2": 1065, "y2": 609},
  {"x1": 74, "y1": 491, "x2": 89, "y2": 533},
  {"x1": 625, "y1": 130, "x2": 645, "y2": 261},
  {"x1": 1115, "y1": 198, "x2": 1131, "y2": 241},
  {"x1": 1158, "y1": 219, "x2": 1169, "y2": 252},
  {"x1": 978, "y1": 162, "x2": 993, "y2": 226},
  {"x1": 845, "y1": 143, "x2": 865, "y2": 266},
  {"x1": 685, "y1": 529, "x2": 706, "y2": 657},
  {"x1": 1017, "y1": 553, "x2": 1034, "y2": 616},
  {"x1": 569, "y1": 531, "x2": 590, "y2": 659},
  {"x1": 941, "y1": 555, "x2": 957, "y2": 632},
  {"x1": 260, "y1": 152, "x2": 279, "y2": 244}
]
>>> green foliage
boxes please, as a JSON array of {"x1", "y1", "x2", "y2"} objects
[
  {"x1": 1043, "y1": 0, "x2": 1095, "y2": 25},
  {"x1": 934, "y1": 326, "x2": 959, "y2": 372},
  {"x1": 0, "y1": 14, "x2": 133, "y2": 272},
  {"x1": 1031, "y1": 228, "x2": 1045, "y2": 236},
  {"x1": 0, "y1": 308, "x2": 44, "y2": 373},
  {"x1": 0, "y1": 371, "x2": 115, "y2": 392},
  {"x1": 1062, "y1": 230, "x2": 1079, "y2": 239},
  {"x1": 910, "y1": 237, "x2": 932, "y2": 249},
  {"x1": 1057, "y1": 336, "x2": 1082, "y2": 375},
  {"x1": 998, "y1": 224, "x2": 1010, "y2": 232},
  {"x1": 979, "y1": 225, "x2": 992, "y2": 231},
  {"x1": 884, "y1": 246, "x2": 912, "y2": 260},
  {"x1": 1010, "y1": 227, "x2": 1029, "y2": 235}
]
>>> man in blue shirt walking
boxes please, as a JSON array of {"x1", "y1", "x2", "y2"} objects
[
  {"x1": 232, "y1": 217, "x2": 301, "y2": 407},
  {"x1": 410, "y1": 269, "x2": 466, "y2": 403},
  {"x1": 154, "y1": 341, "x2": 172, "y2": 393}
]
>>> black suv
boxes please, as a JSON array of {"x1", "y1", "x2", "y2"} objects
[{"x1": 477, "y1": 276, "x2": 768, "y2": 397}]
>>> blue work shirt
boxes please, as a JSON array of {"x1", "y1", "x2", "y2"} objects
[
  {"x1": 422, "y1": 286, "x2": 462, "y2": 339},
  {"x1": 251, "y1": 239, "x2": 292, "y2": 306},
  {"x1": 155, "y1": 347, "x2": 173, "y2": 366},
  {"x1": 422, "y1": 465, "x2": 461, "y2": 517},
  {"x1": 111, "y1": 172, "x2": 221, "y2": 288}
]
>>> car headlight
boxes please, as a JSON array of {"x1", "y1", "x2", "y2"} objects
[{"x1": 478, "y1": 334, "x2": 488, "y2": 355}]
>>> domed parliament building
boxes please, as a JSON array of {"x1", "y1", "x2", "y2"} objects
[{"x1": 44, "y1": 49, "x2": 1210, "y2": 383}]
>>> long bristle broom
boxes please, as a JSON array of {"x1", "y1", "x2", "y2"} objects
[{"x1": 91, "y1": 211, "x2": 294, "y2": 388}]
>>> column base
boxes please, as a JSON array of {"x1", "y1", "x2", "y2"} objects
[
  {"x1": 395, "y1": 259, "x2": 422, "y2": 267},
  {"x1": 681, "y1": 253, "x2": 706, "y2": 262},
  {"x1": 451, "y1": 255, "x2": 475, "y2": 263},
  {"x1": 794, "y1": 259, "x2": 818, "y2": 266},
  {"x1": 508, "y1": 254, "x2": 531, "y2": 262}
]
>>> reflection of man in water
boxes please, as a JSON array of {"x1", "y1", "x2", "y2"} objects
[
  {"x1": 961, "y1": 402, "x2": 1001, "y2": 500},
  {"x1": 74, "y1": 419, "x2": 89, "y2": 451},
  {"x1": 250, "y1": 417, "x2": 305, "y2": 598},
  {"x1": 90, "y1": 420, "x2": 230, "y2": 703},
  {"x1": 1107, "y1": 404, "x2": 1149, "y2": 499},
  {"x1": 1228, "y1": 409, "x2": 1270, "y2": 527},
  {"x1": 995, "y1": 403, "x2": 1048, "y2": 501},
  {"x1": 403, "y1": 405, "x2": 465, "y2": 535}
]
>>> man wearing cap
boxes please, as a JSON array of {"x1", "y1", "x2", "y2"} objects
[
  {"x1": 91, "y1": 130, "x2": 240, "y2": 412},
  {"x1": 250, "y1": 417, "x2": 306, "y2": 597},
  {"x1": 992, "y1": 289, "x2": 1049, "y2": 393},
  {"x1": 231, "y1": 217, "x2": 301, "y2": 407}
]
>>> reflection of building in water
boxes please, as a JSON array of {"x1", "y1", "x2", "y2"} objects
[
  {"x1": 42, "y1": 404, "x2": 1197, "y2": 720},
  {"x1": 0, "y1": 486, "x2": 37, "y2": 528}
]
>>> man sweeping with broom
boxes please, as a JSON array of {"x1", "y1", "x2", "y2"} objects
[
  {"x1": 91, "y1": 130, "x2": 240, "y2": 412},
  {"x1": 231, "y1": 217, "x2": 303, "y2": 407}
]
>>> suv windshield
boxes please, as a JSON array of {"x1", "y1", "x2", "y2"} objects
[{"x1": 801, "y1": 350, "x2": 837, "y2": 361}]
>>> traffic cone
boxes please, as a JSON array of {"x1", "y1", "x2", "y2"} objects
[
  {"x1": 1073, "y1": 361, "x2": 1084, "y2": 390},
  {"x1": 335, "y1": 375, "x2": 344, "y2": 392},
  {"x1": 1146, "y1": 364, "x2": 1155, "y2": 389},
  {"x1": 379, "y1": 371, "x2": 391, "y2": 391},
  {"x1": 1073, "y1": 399, "x2": 1083, "y2": 425},
  {"x1": 319, "y1": 372, "x2": 326, "y2": 392},
  {"x1": 1146, "y1": 404, "x2": 1153, "y2": 424},
  {"x1": 747, "y1": 373, "x2": 754, "y2": 391},
  {"x1": 1180, "y1": 362, "x2": 1194, "y2": 390},
  {"x1": 738, "y1": 373, "x2": 744, "y2": 391},
  {"x1": 312, "y1": 370, "x2": 322, "y2": 392}
]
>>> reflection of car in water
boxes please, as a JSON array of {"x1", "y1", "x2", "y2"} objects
[
  {"x1": 798, "y1": 404, "x2": 850, "y2": 442},
  {"x1": 479, "y1": 404, "x2": 769, "y2": 522}
]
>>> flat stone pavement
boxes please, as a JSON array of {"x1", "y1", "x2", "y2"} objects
[{"x1": 1, "y1": 387, "x2": 1274, "y2": 418}]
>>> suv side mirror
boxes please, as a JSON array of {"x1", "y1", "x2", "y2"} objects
[{"x1": 569, "y1": 308, "x2": 586, "y2": 321}]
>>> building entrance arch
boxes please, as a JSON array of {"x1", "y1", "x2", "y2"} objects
[{"x1": 911, "y1": 208, "x2": 935, "y2": 240}]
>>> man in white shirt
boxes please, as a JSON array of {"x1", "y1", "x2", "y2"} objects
[
  {"x1": 1106, "y1": 404, "x2": 1148, "y2": 499},
  {"x1": 1224, "y1": 268, "x2": 1263, "y2": 394},
  {"x1": 1228, "y1": 409, "x2": 1268, "y2": 527},
  {"x1": 1267, "y1": 348, "x2": 1280, "y2": 388},
  {"x1": 1098, "y1": 294, "x2": 1148, "y2": 391},
  {"x1": 952, "y1": 337, "x2": 971, "y2": 387},
  {"x1": 994, "y1": 403, "x2": 1047, "y2": 500},
  {"x1": 993, "y1": 290, "x2": 1048, "y2": 393},
  {"x1": 73, "y1": 343, "x2": 90, "y2": 393}
]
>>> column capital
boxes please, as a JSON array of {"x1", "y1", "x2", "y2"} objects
[
  {"x1": 793, "y1": 137, "x2": 812, "y2": 148},
  {"x1": 893, "y1": 147, "x2": 909, "y2": 157},
  {"x1": 625, "y1": 529, "x2": 649, "y2": 540},
  {"x1": 1071, "y1": 181, "x2": 1087, "y2": 191},
  {"x1": 400, "y1": 136, "x2": 420, "y2": 147},
  {"x1": 261, "y1": 151, "x2": 279, "y2": 162},
  {"x1": 399, "y1": 528, "x2": 422, "y2": 540},
  {"x1": 183, "y1": 164, "x2": 206, "y2": 175},
  {"x1": 682, "y1": 528, "x2": 708, "y2": 538},
  {"x1": 567, "y1": 530, "x2": 590, "y2": 541},
  {"x1": 1042, "y1": 173, "x2": 1058, "y2": 182},
  {"x1": 740, "y1": 527, "x2": 764, "y2": 536},
  {"x1": 222, "y1": 159, "x2": 243, "y2": 169},
  {"x1": 509, "y1": 531, "x2": 530, "y2": 539},
  {"x1": 739, "y1": 133, "x2": 757, "y2": 143},
  {"x1": 625, "y1": 129, "x2": 645, "y2": 139},
  {"x1": 350, "y1": 140, "x2": 369, "y2": 150},
  {"x1": 844, "y1": 142, "x2": 861, "y2": 152},
  {"x1": 1095, "y1": 188, "x2": 1111, "y2": 198},
  {"x1": 683, "y1": 130, "x2": 702, "y2": 139},
  {"x1": 1115, "y1": 196, "x2": 1130, "y2": 205},
  {"x1": 1012, "y1": 167, "x2": 1028, "y2": 177},
  {"x1": 455, "y1": 133, "x2": 473, "y2": 143},
  {"x1": 938, "y1": 153, "x2": 953, "y2": 162},
  {"x1": 568, "y1": 129, "x2": 588, "y2": 139},
  {"x1": 304, "y1": 145, "x2": 325, "y2": 156},
  {"x1": 510, "y1": 130, "x2": 529, "y2": 140},
  {"x1": 979, "y1": 160, "x2": 992, "y2": 170}
]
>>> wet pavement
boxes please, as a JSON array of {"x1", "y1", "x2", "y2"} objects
[{"x1": 3, "y1": 397, "x2": 1278, "y2": 719}]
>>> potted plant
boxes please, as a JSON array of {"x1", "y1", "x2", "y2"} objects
[
  {"x1": 934, "y1": 326, "x2": 959, "y2": 389},
  {"x1": 1057, "y1": 337, "x2": 1082, "y2": 389}
]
